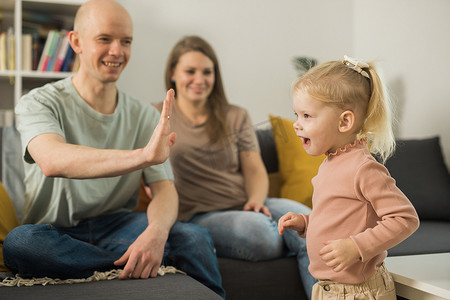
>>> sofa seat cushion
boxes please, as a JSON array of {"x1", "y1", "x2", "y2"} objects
[{"x1": 218, "y1": 257, "x2": 307, "y2": 300}]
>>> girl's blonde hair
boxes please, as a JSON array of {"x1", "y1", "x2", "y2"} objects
[{"x1": 295, "y1": 59, "x2": 395, "y2": 163}]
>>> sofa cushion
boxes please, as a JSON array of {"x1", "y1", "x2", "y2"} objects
[
  {"x1": 255, "y1": 128, "x2": 279, "y2": 174},
  {"x1": 388, "y1": 220, "x2": 450, "y2": 256},
  {"x1": 0, "y1": 181, "x2": 21, "y2": 273},
  {"x1": 219, "y1": 257, "x2": 307, "y2": 300},
  {"x1": 255, "y1": 128, "x2": 283, "y2": 197},
  {"x1": 269, "y1": 115, "x2": 325, "y2": 208},
  {"x1": 385, "y1": 136, "x2": 450, "y2": 221}
]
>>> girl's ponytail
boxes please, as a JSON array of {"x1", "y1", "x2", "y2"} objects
[{"x1": 361, "y1": 63, "x2": 396, "y2": 163}]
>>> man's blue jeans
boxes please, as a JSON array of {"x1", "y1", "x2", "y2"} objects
[
  {"x1": 187, "y1": 198, "x2": 317, "y2": 299},
  {"x1": 3, "y1": 211, "x2": 225, "y2": 298}
]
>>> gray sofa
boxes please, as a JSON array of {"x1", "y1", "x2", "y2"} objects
[{"x1": 1, "y1": 125, "x2": 450, "y2": 300}]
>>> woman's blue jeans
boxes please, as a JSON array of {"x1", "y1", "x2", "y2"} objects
[
  {"x1": 188, "y1": 198, "x2": 317, "y2": 299},
  {"x1": 3, "y1": 211, "x2": 225, "y2": 298}
]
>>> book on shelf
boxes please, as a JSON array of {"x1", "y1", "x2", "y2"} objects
[
  {"x1": 0, "y1": 27, "x2": 15, "y2": 72},
  {"x1": 50, "y1": 30, "x2": 70, "y2": 71},
  {"x1": 37, "y1": 29, "x2": 58, "y2": 71},
  {"x1": 53, "y1": 31, "x2": 71, "y2": 72},
  {"x1": 61, "y1": 46, "x2": 75, "y2": 72},
  {"x1": 31, "y1": 32, "x2": 41, "y2": 70},
  {"x1": 46, "y1": 30, "x2": 64, "y2": 71},
  {"x1": 6, "y1": 27, "x2": 15, "y2": 71},
  {"x1": 22, "y1": 33, "x2": 33, "y2": 71},
  {"x1": 22, "y1": 24, "x2": 47, "y2": 70},
  {"x1": 0, "y1": 32, "x2": 6, "y2": 71},
  {"x1": 34, "y1": 29, "x2": 76, "y2": 73},
  {"x1": 21, "y1": 7, "x2": 76, "y2": 73}
]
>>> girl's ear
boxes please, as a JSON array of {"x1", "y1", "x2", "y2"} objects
[
  {"x1": 339, "y1": 110, "x2": 355, "y2": 133},
  {"x1": 68, "y1": 31, "x2": 82, "y2": 54}
]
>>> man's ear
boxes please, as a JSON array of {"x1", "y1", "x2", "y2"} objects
[
  {"x1": 339, "y1": 110, "x2": 355, "y2": 133},
  {"x1": 68, "y1": 31, "x2": 82, "y2": 54}
]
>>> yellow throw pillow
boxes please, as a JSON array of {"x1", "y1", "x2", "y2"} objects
[
  {"x1": 269, "y1": 115, "x2": 325, "y2": 208},
  {"x1": 0, "y1": 182, "x2": 21, "y2": 273}
]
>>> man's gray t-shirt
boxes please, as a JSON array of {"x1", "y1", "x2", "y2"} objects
[{"x1": 15, "y1": 77, "x2": 173, "y2": 227}]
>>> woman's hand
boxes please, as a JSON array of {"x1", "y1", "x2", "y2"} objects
[
  {"x1": 244, "y1": 201, "x2": 271, "y2": 218},
  {"x1": 319, "y1": 238, "x2": 361, "y2": 272}
]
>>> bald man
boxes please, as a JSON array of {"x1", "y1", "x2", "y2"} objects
[{"x1": 3, "y1": 0, "x2": 225, "y2": 297}]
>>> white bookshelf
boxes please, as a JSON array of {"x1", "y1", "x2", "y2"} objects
[{"x1": 0, "y1": 0, "x2": 84, "y2": 126}]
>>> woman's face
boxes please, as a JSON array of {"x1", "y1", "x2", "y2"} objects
[{"x1": 171, "y1": 51, "x2": 215, "y2": 105}]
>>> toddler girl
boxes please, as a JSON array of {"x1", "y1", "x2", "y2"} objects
[{"x1": 278, "y1": 56, "x2": 419, "y2": 299}]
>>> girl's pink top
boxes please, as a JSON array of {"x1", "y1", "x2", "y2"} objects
[{"x1": 299, "y1": 140, "x2": 419, "y2": 284}]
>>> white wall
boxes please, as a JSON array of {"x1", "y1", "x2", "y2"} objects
[
  {"x1": 354, "y1": 0, "x2": 450, "y2": 167},
  {"x1": 117, "y1": 0, "x2": 450, "y2": 167},
  {"x1": 117, "y1": 0, "x2": 353, "y2": 122}
]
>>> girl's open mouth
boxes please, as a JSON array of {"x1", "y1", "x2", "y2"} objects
[{"x1": 302, "y1": 137, "x2": 311, "y2": 146}]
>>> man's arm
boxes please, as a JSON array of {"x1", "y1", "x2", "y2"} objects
[
  {"x1": 114, "y1": 179, "x2": 178, "y2": 279},
  {"x1": 27, "y1": 90, "x2": 176, "y2": 179}
]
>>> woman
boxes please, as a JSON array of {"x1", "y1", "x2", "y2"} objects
[{"x1": 154, "y1": 35, "x2": 316, "y2": 298}]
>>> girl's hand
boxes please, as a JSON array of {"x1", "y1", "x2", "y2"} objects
[
  {"x1": 277, "y1": 212, "x2": 304, "y2": 235},
  {"x1": 243, "y1": 201, "x2": 271, "y2": 218},
  {"x1": 319, "y1": 238, "x2": 360, "y2": 272}
]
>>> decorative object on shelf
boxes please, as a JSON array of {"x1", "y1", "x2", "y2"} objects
[{"x1": 292, "y1": 56, "x2": 317, "y2": 77}]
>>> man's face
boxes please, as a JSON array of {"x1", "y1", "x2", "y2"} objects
[{"x1": 75, "y1": 9, "x2": 133, "y2": 84}]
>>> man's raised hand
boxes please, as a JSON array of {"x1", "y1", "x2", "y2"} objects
[{"x1": 143, "y1": 89, "x2": 177, "y2": 165}]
